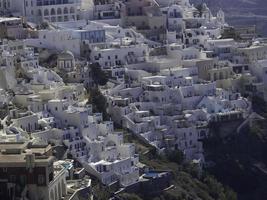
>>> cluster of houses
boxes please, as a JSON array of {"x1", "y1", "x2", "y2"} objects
[
  {"x1": 0, "y1": 38, "x2": 140, "y2": 199},
  {"x1": 0, "y1": 0, "x2": 267, "y2": 199}
]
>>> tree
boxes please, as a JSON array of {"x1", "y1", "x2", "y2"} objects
[
  {"x1": 252, "y1": 95, "x2": 267, "y2": 116},
  {"x1": 204, "y1": 175, "x2": 237, "y2": 200},
  {"x1": 195, "y1": 4, "x2": 204, "y2": 17},
  {"x1": 225, "y1": 186, "x2": 238, "y2": 200},
  {"x1": 92, "y1": 184, "x2": 111, "y2": 200},
  {"x1": 166, "y1": 150, "x2": 184, "y2": 165},
  {"x1": 118, "y1": 193, "x2": 143, "y2": 200},
  {"x1": 88, "y1": 88, "x2": 109, "y2": 120},
  {"x1": 90, "y1": 63, "x2": 108, "y2": 86}
]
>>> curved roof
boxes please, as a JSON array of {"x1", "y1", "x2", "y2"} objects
[{"x1": 58, "y1": 50, "x2": 74, "y2": 60}]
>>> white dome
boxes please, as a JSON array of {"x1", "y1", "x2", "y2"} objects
[{"x1": 58, "y1": 50, "x2": 74, "y2": 60}]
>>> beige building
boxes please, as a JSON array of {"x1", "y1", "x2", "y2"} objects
[
  {"x1": 0, "y1": 17, "x2": 27, "y2": 39},
  {"x1": 235, "y1": 45, "x2": 267, "y2": 64},
  {"x1": 208, "y1": 65, "x2": 234, "y2": 82},
  {"x1": 0, "y1": 142, "x2": 67, "y2": 200},
  {"x1": 120, "y1": 0, "x2": 167, "y2": 42},
  {"x1": 196, "y1": 58, "x2": 215, "y2": 80}
]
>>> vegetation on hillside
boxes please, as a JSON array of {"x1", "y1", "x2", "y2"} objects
[
  {"x1": 87, "y1": 63, "x2": 109, "y2": 119},
  {"x1": 204, "y1": 96, "x2": 267, "y2": 200},
  {"x1": 86, "y1": 61, "x2": 238, "y2": 200},
  {"x1": 118, "y1": 132, "x2": 237, "y2": 200}
]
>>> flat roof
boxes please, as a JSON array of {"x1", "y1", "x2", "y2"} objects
[
  {"x1": 0, "y1": 142, "x2": 28, "y2": 150},
  {"x1": 0, "y1": 154, "x2": 54, "y2": 166},
  {"x1": 0, "y1": 17, "x2": 21, "y2": 23}
]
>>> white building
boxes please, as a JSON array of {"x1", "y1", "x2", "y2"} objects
[{"x1": 6, "y1": 0, "x2": 84, "y2": 23}]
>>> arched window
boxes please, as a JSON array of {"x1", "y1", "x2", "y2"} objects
[
  {"x1": 63, "y1": 7, "x2": 68, "y2": 14},
  {"x1": 70, "y1": 7, "x2": 75, "y2": 14},
  {"x1": 51, "y1": 8, "x2": 56, "y2": 15},
  {"x1": 37, "y1": 9, "x2": 42, "y2": 16},
  {"x1": 57, "y1": 8, "x2": 62, "y2": 15},
  {"x1": 44, "y1": 9, "x2": 49, "y2": 16}
]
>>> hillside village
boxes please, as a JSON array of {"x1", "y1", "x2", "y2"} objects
[{"x1": 0, "y1": 0, "x2": 266, "y2": 200}]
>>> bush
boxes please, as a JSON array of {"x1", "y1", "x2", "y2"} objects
[
  {"x1": 204, "y1": 175, "x2": 237, "y2": 200},
  {"x1": 166, "y1": 150, "x2": 184, "y2": 165},
  {"x1": 118, "y1": 193, "x2": 142, "y2": 200}
]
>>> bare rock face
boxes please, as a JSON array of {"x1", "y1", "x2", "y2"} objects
[
  {"x1": 191, "y1": 0, "x2": 267, "y2": 36},
  {"x1": 191, "y1": 0, "x2": 267, "y2": 13}
]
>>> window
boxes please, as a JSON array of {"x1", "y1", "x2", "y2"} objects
[
  {"x1": 38, "y1": 175, "x2": 45, "y2": 185},
  {"x1": 44, "y1": 9, "x2": 49, "y2": 16},
  {"x1": 51, "y1": 8, "x2": 56, "y2": 15},
  {"x1": 63, "y1": 7, "x2": 68, "y2": 14},
  {"x1": 70, "y1": 7, "x2": 75, "y2": 13},
  {"x1": 103, "y1": 165, "x2": 107, "y2": 172},
  {"x1": 57, "y1": 8, "x2": 62, "y2": 15}
]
